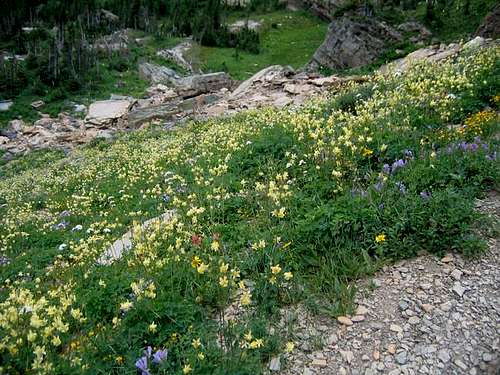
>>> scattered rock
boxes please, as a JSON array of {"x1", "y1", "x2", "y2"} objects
[
  {"x1": 157, "y1": 40, "x2": 200, "y2": 74},
  {"x1": 0, "y1": 100, "x2": 13, "y2": 112},
  {"x1": 139, "y1": 62, "x2": 181, "y2": 85},
  {"x1": 337, "y1": 316, "x2": 353, "y2": 326},
  {"x1": 356, "y1": 305, "x2": 369, "y2": 315},
  {"x1": 269, "y1": 356, "x2": 281, "y2": 371},
  {"x1": 450, "y1": 269, "x2": 463, "y2": 280},
  {"x1": 395, "y1": 351, "x2": 408, "y2": 365},
  {"x1": 311, "y1": 358, "x2": 327, "y2": 367},
  {"x1": 351, "y1": 315, "x2": 365, "y2": 322},
  {"x1": 229, "y1": 19, "x2": 262, "y2": 33},
  {"x1": 31, "y1": 100, "x2": 45, "y2": 110},
  {"x1": 389, "y1": 324, "x2": 403, "y2": 334},
  {"x1": 452, "y1": 282, "x2": 466, "y2": 297}
]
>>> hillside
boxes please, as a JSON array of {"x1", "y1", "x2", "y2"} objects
[{"x1": 0, "y1": 41, "x2": 498, "y2": 374}]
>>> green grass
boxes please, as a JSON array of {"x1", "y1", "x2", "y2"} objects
[
  {"x1": 0, "y1": 45, "x2": 498, "y2": 374},
  {"x1": 200, "y1": 10, "x2": 328, "y2": 80}
]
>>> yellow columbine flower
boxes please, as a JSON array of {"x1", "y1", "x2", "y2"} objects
[
  {"x1": 284, "y1": 271, "x2": 293, "y2": 281},
  {"x1": 115, "y1": 356, "x2": 124, "y2": 364},
  {"x1": 375, "y1": 234, "x2": 386, "y2": 243},
  {"x1": 51, "y1": 336, "x2": 61, "y2": 347},
  {"x1": 240, "y1": 290, "x2": 252, "y2": 306},
  {"x1": 270, "y1": 264, "x2": 282, "y2": 274},
  {"x1": 182, "y1": 364, "x2": 192, "y2": 374},
  {"x1": 211, "y1": 241, "x2": 220, "y2": 251},
  {"x1": 120, "y1": 301, "x2": 133, "y2": 312},
  {"x1": 197, "y1": 352, "x2": 205, "y2": 360},
  {"x1": 148, "y1": 322, "x2": 157, "y2": 333},
  {"x1": 362, "y1": 148, "x2": 373, "y2": 157},
  {"x1": 249, "y1": 338, "x2": 264, "y2": 349},
  {"x1": 285, "y1": 341, "x2": 295, "y2": 353},
  {"x1": 191, "y1": 256, "x2": 201, "y2": 268},
  {"x1": 197, "y1": 263, "x2": 208, "y2": 274},
  {"x1": 192, "y1": 338, "x2": 201, "y2": 349},
  {"x1": 219, "y1": 262, "x2": 229, "y2": 274},
  {"x1": 219, "y1": 276, "x2": 228, "y2": 288},
  {"x1": 244, "y1": 331, "x2": 252, "y2": 341}
]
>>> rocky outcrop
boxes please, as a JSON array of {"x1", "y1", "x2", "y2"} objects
[
  {"x1": 94, "y1": 29, "x2": 133, "y2": 52},
  {"x1": 475, "y1": 4, "x2": 500, "y2": 39},
  {"x1": 308, "y1": 17, "x2": 402, "y2": 70},
  {"x1": 85, "y1": 99, "x2": 135, "y2": 126},
  {"x1": 379, "y1": 36, "x2": 492, "y2": 74},
  {"x1": 175, "y1": 73, "x2": 233, "y2": 98},
  {"x1": 156, "y1": 41, "x2": 200, "y2": 74},
  {"x1": 138, "y1": 62, "x2": 181, "y2": 85}
]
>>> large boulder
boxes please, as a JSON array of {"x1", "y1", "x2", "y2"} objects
[
  {"x1": 308, "y1": 17, "x2": 402, "y2": 70},
  {"x1": 139, "y1": 62, "x2": 181, "y2": 85},
  {"x1": 85, "y1": 100, "x2": 134, "y2": 126},
  {"x1": 475, "y1": 4, "x2": 500, "y2": 38},
  {"x1": 174, "y1": 73, "x2": 233, "y2": 98},
  {"x1": 231, "y1": 65, "x2": 294, "y2": 98}
]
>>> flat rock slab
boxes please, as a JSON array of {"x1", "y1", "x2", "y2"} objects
[
  {"x1": 86, "y1": 100, "x2": 133, "y2": 125},
  {"x1": 96, "y1": 210, "x2": 175, "y2": 265}
]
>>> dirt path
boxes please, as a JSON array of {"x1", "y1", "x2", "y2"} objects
[{"x1": 276, "y1": 192, "x2": 499, "y2": 375}]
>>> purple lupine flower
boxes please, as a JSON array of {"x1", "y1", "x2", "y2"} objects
[
  {"x1": 145, "y1": 346, "x2": 153, "y2": 358},
  {"x1": 404, "y1": 150, "x2": 414, "y2": 159},
  {"x1": 378, "y1": 203, "x2": 385, "y2": 210},
  {"x1": 481, "y1": 143, "x2": 489, "y2": 151},
  {"x1": 152, "y1": 349, "x2": 168, "y2": 364},
  {"x1": 374, "y1": 181, "x2": 384, "y2": 191},
  {"x1": 391, "y1": 159, "x2": 406, "y2": 173},
  {"x1": 395, "y1": 182, "x2": 406, "y2": 194},
  {"x1": 135, "y1": 356, "x2": 150, "y2": 375},
  {"x1": 486, "y1": 152, "x2": 497, "y2": 161},
  {"x1": 382, "y1": 164, "x2": 391, "y2": 174},
  {"x1": 470, "y1": 143, "x2": 479, "y2": 152},
  {"x1": 420, "y1": 191, "x2": 432, "y2": 200}
]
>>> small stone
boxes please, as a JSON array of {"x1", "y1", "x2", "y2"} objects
[
  {"x1": 356, "y1": 305, "x2": 369, "y2": 315},
  {"x1": 454, "y1": 359, "x2": 467, "y2": 370},
  {"x1": 337, "y1": 316, "x2": 353, "y2": 326},
  {"x1": 372, "y1": 278, "x2": 382, "y2": 287},
  {"x1": 437, "y1": 349, "x2": 451, "y2": 363},
  {"x1": 326, "y1": 333, "x2": 338, "y2": 345},
  {"x1": 390, "y1": 324, "x2": 403, "y2": 334},
  {"x1": 441, "y1": 255, "x2": 453, "y2": 263},
  {"x1": 351, "y1": 315, "x2": 365, "y2": 322},
  {"x1": 303, "y1": 368, "x2": 313, "y2": 375},
  {"x1": 311, "y1": 358, "x2": 327, "y2": 367},
  {"x1": 340, "y1": 350, "x2": 354, "y2": 364},
  {"x1": 440, "y1": 301, "x2": 453, "y2": 312},
  {"x1": 395, "y1": 351, "x2": 408, "y2": 365},
  {"x1": 399, "y1": 301, "x2": 409, "y2": 311},
  {"x1": 339, "y1": 368, "x2": 347, "y2": 375},
  {"x1": 362, "y1": 354, "x2": 370, "y2": 361},
  {"x1": 269, "y1": 356, "x2": 281, "y2": 371},
  {"x1": 482, "y1": 353, "x2": 493, "y2": 362},
  {"x1": 451, "y1": 269, "x2": 463, "y2": 280},
  {"x1": 408, "y1": 316, "x2": 420, "y2": 325},
  {"x1": 422, "y1": 304, "x2": 433, "y2": 313},
  {"x1": 420, "y1": 282, "x2": 433, "y2": 290},
  {"x1": 452, "y1": 282, "x2": 466, "y2": 297},
  {"x1": 388, "y1": 344, "x2": 397, "y2": 354},
  {"x1": 373, "y1": 350, "x2": 380, "y2": 361}
]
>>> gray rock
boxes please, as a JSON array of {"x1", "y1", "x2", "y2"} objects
[
  {"x1": 308, "y1": 17, "x2": 402, "y2": 70},
  {"x1": 139, "y1": 62, "x2": 181, "y2": 85},
  {"x1": 0, "y1": 100, "x2": 13, "y2": 112},
  {"x1": 437, "y1": 349, "x2": 451, "y2": 363},
  {"x1": 452, "y1": 283, "x2": 466, "y2": 297},
  {"x1": 269, "y1": 356, "x2": 281, "y2": 371},
  {"x1": 85, "y1": 99, "x2": 133, "y2": 126},
  {"x1": 395, "y1": 351, "x2": 408, "y2": 365}
]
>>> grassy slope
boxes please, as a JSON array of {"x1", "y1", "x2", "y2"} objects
[
  {"x1": 0, "y1": 46, "x2": 498, "y2": 374},
  {"x1": 200, "y1": 10, "x2": 328, "y2": 80}
]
